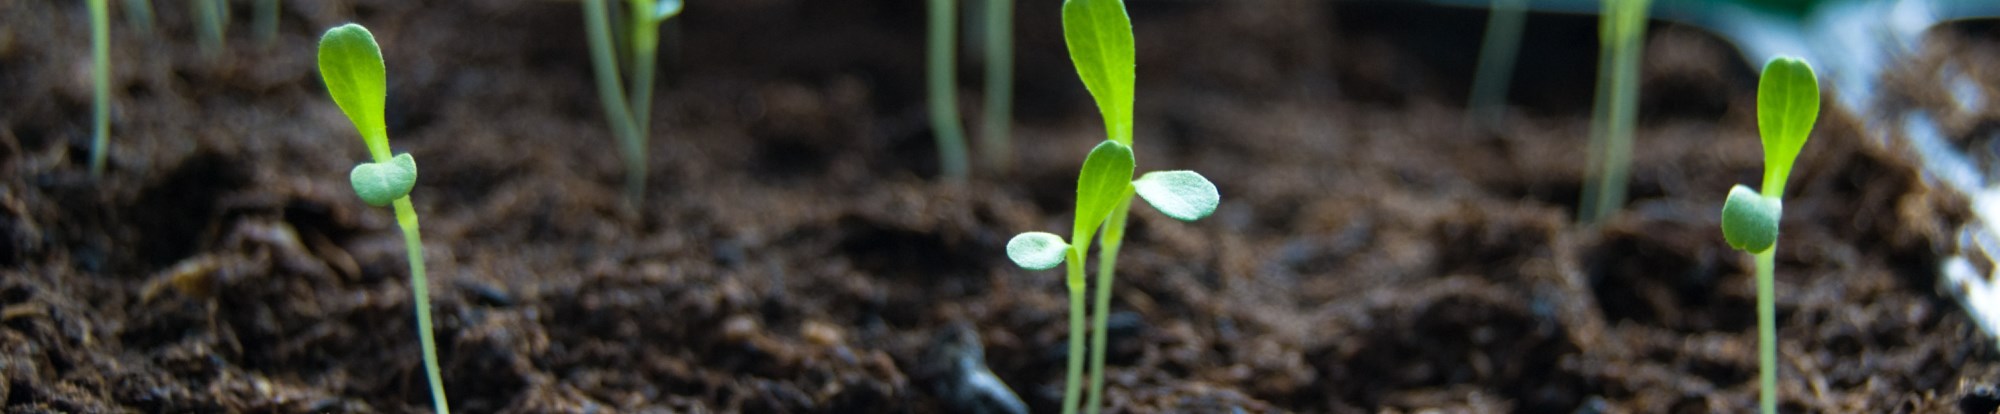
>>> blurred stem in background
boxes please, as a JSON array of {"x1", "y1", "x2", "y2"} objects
[
  {"x1": 255, "y1": 0, "x2": 279, "y2": 47},
  {"x1": 981, "y1": 0, "x2": 1014, "y2": 173},
  {"x1": 1467, "y1": 0, "x2": 1526, "y2": 129},
  {"x1": 122, "y1": 0, "x2": 153, "y2": 34},
  {"x1": 929, "y1": 0, "x2": 971, "y2": 182},
  {"x1": 583, "y1": 0, "x2": 678, "y2": 207},
  {"x1": 193, "y1": 0, "x2": 226, "y2": 58},
  {"x1": 90, "y1": 0, "x2": 110, "y2": 177},
  {"x1": 1579, "y1": 0, "x2": 1649, "y2": 224}
]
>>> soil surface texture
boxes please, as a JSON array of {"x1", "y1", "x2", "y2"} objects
[{"x1": 4, "y1": 1, "x2": 2000, "y2": 413}]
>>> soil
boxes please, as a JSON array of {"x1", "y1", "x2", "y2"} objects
[{"x1": 4, "y1": 0, "x2": 2000, "y2": 412}]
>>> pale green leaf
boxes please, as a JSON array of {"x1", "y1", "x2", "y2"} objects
[
  {"x1": 350, "y1": 153, "x2": 417, "y2": 207},
  {"x1": 1006, "y1": 232, "x2": 1070, "y2": 270},
  {"x1": 1720, "y1": 184, "x2": 1780, "y2": 253},
  {"x1": 1134, "y1": 170, "x2": 1218, "y2": 221},
  {"x1": 317, "y1": 24, "x2": 390, "y2": 155}
]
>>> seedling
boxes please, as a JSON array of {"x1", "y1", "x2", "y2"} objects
[
  {"x1": 317, "y1": 24, "x2": 451, "y2": 413},
  {"x1": 255, "y1": 0, "x2": 280, "y2": 46},
  {"x1": 194, "y1": 0, "x2": 226, "y2": 58},
  {"x1": 1719, "y1": 56, "x2": 1818, "y2": 414},
  {"x1": 928, "y1": 0, "x2": 970, "y2": 180},
  {"x1": 1466, "y1": 0, "x2": 1525, "y2": 128},
  {"x1": 1579, "y1": 0, "x2": 1649, "y2": 224},
  {"x1": 981, "y1": 0, "x2": 1015, "y2": 173},
  {"x1": 123, "y1": 0, "x2": 154, "y2": 34},
  {"x1": 583, "y1": 0, "x2": 682, "y2": 206},
  {"x1": 89, "y1": 0, "x2": 110, "y2": 177},
  {"x1": 1006, "y1": 1, "x2": 1220, "y2": 413}
]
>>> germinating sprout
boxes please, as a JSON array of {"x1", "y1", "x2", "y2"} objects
[
  {"x1": 1718, "y1": 55, "x2": 1818, "y2": 414},
  {"x1": 317, "y1": 23, "x2": 452, "y2": 414}
]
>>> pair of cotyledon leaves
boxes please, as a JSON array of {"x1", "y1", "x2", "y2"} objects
[
  {"x1": 319, "y1": 24, "x2": 417, "y2": 207},
  {"x1": 1005, "y1": 140, "x2": 1219, "y2": 271},
  {"x1": 1721, "y1": 56, "x2": 1818, "y2": 254}
]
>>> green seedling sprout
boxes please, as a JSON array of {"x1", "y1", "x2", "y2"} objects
[
  {"x1": 89, "y1": 0, "x2": 110, "y2": 177},
  {"x1": 316, "y1": 24, "x2": 450, "y2": 413},
  {"x1": 1466, "y1": 0, "x2": 1525, "y2": 128},
  {"x1": 1006, "y1": 1, "x2": 1220, "y2": 413},
  {"x1": 255, "y1": 0, "x2": 280, "y2": 47},
  {"x1": 123, "y1": 0, "x2": 154, "y2": 34},
  {"x1": 1720, "y1": 56, "x2": 1818, "y2": 414},
  {"x1": 584, "y1": 0, "x2": 681, "y2": 206},
  {"x1": 982, "y1": 0, "x2": 1014, "y2": 172},
  {"x1": 194, "y1": 0, "x2": 227, "y2": 58},
  {"x1": 1579, "y1": 0, "x2": 1649, "y2": 224},
  {"x1": 928, "y1": 0, "x2": 971, "y2": 180}
]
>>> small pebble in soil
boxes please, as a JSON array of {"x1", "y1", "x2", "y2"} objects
[{"x1": 921, "y1": 323, "x2": 1029, "y2": 414}]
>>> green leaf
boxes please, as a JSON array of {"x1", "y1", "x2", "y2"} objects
[
  {"x1": 652, "y1": 0, "x2": 683, "y2": 20},
  {"x1": 350, "y1": 153, "x2": 417, "y2": 207},
  {"x1": 1133, "y1": 170, "x2": 1218, "y2": 221},
  {"x1": 1755, "y1": 56, "x2": 1818, "y2": 192},
  {"x1": 1073, "y1": 140, "x2": 1136, "y2": 242},
  {"x1": 317, "y1": 24, "x2": 389, "y2": 155},
  {"x1": 1006, "y1": 232, "x2": 1070, "y2": 270},
  {"x1": 1720, "y1": 184, "x2": 1780, "y2": 253},
  {"x1": 1062, "y1": 0, "x2": 1135, "y2": 145}
]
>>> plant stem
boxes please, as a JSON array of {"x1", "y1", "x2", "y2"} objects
[
  {"x1": 1467, "y1": 0, "x2": 1525, "y2": 129},
  {"x1": 1754, "y1": 248, "x2": 1776, "y2": 413},
  {"x1": 927, "y1": 0, "x2": 970, "y2": 181},
  {"x1": 194, "y1": 0, "x2": 226, "y2": 58},
  {"x1": 391, "y1": 197, "x2": 449, "y2": 414},
  {"x1": 584, "y1": 0, "x2": 647, "y2": 206},
  {"x1": 1062, "y1": 247, "x2": 1088, "y2": 414},
  {"x1": 1580, "y1": 0, "x2": 1647, "y2": 224},
  {"x1": 1755, "y1": 157, "x2": 1787, "y2": 414},
  {"x1": 89, "y1": 0, "x2": 110, "y2": 177},
  {"x1": 122, "y1": 0, "x2": 153, "y2": 34},
  {"x1": 254, "y1": 0, "x2": 279, "y2": 47},
  {"x1": 1086, "y1": 197, "x2": 1131, "y2": 414},
  {"x1": 627, "y1": 0, "x2": 660, "y2": 140},
  {"x1": 980, "y1": 0, "x2": 1013, "y2": 173}
]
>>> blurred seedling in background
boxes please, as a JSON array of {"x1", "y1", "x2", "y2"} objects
[
  {"x1": 928, "y1": 0, "x2": 970, "y2": 180},
  {"x1": 1005, "y1": 1, "x2": 1220, "y2": 413},
  {"x1": 194, "y1": 0, "x2": 226, "y2": 57},
  {"x1": 89, "y1": 0, "x2": 111, "y2": 177},
  {"x1": 1719, "y1": 56, "x2": 1818, "y2": 414},
  {"x1": 316, "y1": 24, "x2": 452, "y2": 413},
  {"x1": 1579, "y1": 0, "x2": 1649, "y2": 224},
  {"x1": 583, "y1": 0, "x2": 683, "y2": 206}
]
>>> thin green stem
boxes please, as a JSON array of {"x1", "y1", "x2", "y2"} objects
[
  {"x1": 1753, "y1": 248, "x2": 1776, "y2": 413},
  {"x1": 1467, "y1": 0, "x2": 1525, "y2": 128},
  {"x1": 1085, "y1": 198, "x2": 1131, "y2": 414},
  {"x1": 254, "y1": 0, "x2": 279, "y2": 47},
  {"x1": 194, "y1": 0, "x2": 226, "y2": 58},
  {"x1": 980, "y1": 0, "x2": 1013, "y2": 173},
  {"x1": 1062, "y1": 247, "x2": 1087, "y2": 414},
  {"x1": 626, "y1": 0, "x2": 660, "y2": 139},
  {"x1": 122, "y1": 0, "x2": 153, "y2": 34},
  {"x1": 1580, "y1": 0, "x2": 1647, "y2": 224},
  {"x1": 927, "y1": 0, "x2": 969, "y2": 181},
  {"x1": 393, "y1": 197, "x2": 449, "y2": 414},
  {"x1": 584, "y1": 0, "x2": 647, "y2": 205},
  {"x1": 89, "y1": 0, "x2": 110, "y2": 177}
]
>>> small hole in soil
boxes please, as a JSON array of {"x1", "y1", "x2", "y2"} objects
[{"x1": 129, "y1": 151, "x2": 252, "y2": 269}]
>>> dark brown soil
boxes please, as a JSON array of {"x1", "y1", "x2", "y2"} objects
[{"x1": 4, "y1": 1, "x2": 1999, "y2": 412}]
